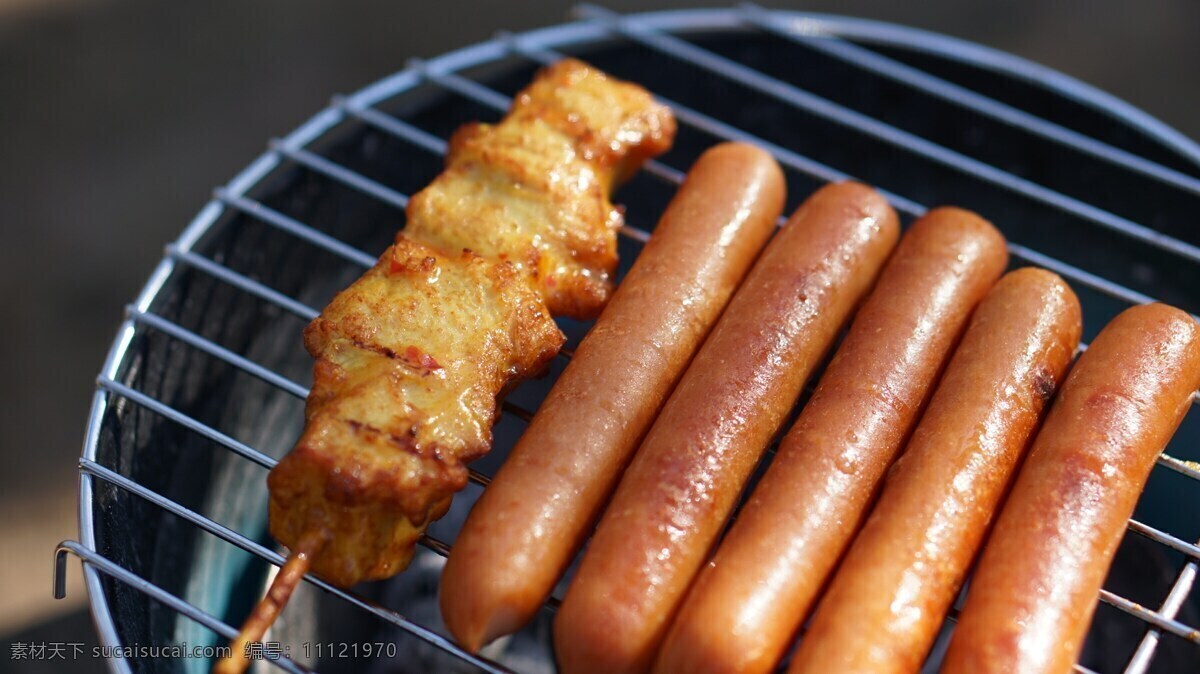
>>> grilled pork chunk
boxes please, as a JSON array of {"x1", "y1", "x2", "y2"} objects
[{"x1": 267, "y1": 59, "x2": 675, "y2": 585}]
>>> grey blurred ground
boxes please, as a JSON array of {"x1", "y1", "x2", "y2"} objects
[{"x1": 1, "y1": 0, "x2": 1198, "y2": 665}]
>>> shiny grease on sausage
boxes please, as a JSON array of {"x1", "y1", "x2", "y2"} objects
[{"x1": 940, "y1": 303, "x2": 1200, "y2": 674}]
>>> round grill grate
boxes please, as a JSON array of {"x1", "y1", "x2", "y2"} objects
[{"x1": 61, "y1": 6, "x2": 1200, "y2": 673}]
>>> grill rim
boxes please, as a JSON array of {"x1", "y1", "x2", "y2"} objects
[{"x1": 68, "y1": 6, "x2": 1200, "y2": 673}]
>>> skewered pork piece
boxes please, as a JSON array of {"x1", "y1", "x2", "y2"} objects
[
  {"x1": 407, "y1": 59, "x2": 675, "y2": 319},
  {"x1": 214, "y1": 58, "x2": 674, "y2": 674},
  {"x1": 275, "y1": 237, "x2": 566, "y2": 585}
]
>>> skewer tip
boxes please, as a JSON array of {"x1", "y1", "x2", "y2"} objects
[{"x1": 212, "y1": 530, "x2": 327, "y2": 674}]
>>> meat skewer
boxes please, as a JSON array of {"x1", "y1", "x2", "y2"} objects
[
  {"x1": 214, "y1": 59, "x2": 674, "y2": 674},
  {"x1": 787, "y1": 268, "x2": 1082, "y2": 674},
  {"x1": 654, "y1": 207, "x2": 1007, "y2": 674},
  {"x1": 439, "y1": 142, "x2": 785, "y2": 652},
  {"x1": 940, "y1": 303, "x2": 1200, "y2": 674},
  {"x1": 553, "y1": 182, "x2": 900, "y2": 674}
]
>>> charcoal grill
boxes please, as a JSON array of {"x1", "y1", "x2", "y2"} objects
[{"x1": 54, "y1": 5, "x2": 1200, "y2": 673}]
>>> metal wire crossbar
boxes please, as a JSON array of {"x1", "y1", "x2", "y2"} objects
[{"x1": 60, "y1": 6, "x2": 1200, "y2": 674}]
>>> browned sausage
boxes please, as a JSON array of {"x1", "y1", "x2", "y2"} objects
[
  {"x1": 787, "y1": 268, "x2": 1081, "y2": 674},
  {"x1": 438, "y1": 143, "x2": 785, "y2": 651},
  {"x1": 653, "y1": 207, "x2": 1008, "y2": 674},
  {"x1": 553, "y1": 181, "x2": 900, "y2": 674},
  {"x1": 940, "y1": 303, "x2": 1200, "y2": 674}
]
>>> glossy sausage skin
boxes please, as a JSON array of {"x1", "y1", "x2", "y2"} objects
[
  {"x1": 788, "y1": 269, "x2": 1082, "y2": 674},
  {"x1": 553, "y1": 182, "x2": 900, "y2": 674},
  {"x1": 940, "y1": 303, "x2": 1200, "y2": 674},
  {"x1": 654, "y1": 208, "x2": 1008, "y2": 674},
  {"x1": 438, "y1": 143, "x2": 785, "y2": 651}
]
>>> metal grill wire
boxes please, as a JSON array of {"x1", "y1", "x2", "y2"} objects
[{"x1": 57, "y1": 5, "x2": 1200, "y2": 674}]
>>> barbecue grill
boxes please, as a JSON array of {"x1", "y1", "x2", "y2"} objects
[{"x1": 54, "y1": 5, "x2": 1200, "y2": 673}]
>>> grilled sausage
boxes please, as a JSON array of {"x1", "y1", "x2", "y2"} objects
[
  {"x1": 653, "y1": 207, "x2": 1008, "y2": 674},
  {"x1": 787, "y1": 268, "x2": 1082, "y2": 674},
  {"x1": 940, "y1": 303, "x2": 1200, "y2": 674},
  {"x1": 553, "y1": 181, "x2": 900, "y2": 674},
  {"x1": 438, "y1": 143, "x2": 786, "y2": 651}
]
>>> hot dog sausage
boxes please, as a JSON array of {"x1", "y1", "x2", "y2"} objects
[
  {"x1": 438, "y1": 143, "x2": 785, "y2": 651},
  {"x1": 553, "y1": 181, "x2": 900, "y2": 674},
  {"x1": 787, "y1": 268, "x2": 1081, "y2": 674},
  {"x1": 654, "y1": 207, "x2": 1008, "y2": 674},
  {"x1": 940, "y1": 303, "x2": 1200, "y2": 674}
]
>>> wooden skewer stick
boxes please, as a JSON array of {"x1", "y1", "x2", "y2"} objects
[{"x1": 214, "y1": 529, "x2": 328, "y2": 674}]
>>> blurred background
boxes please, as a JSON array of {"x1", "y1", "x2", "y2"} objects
[{"x1": 2, "y1": 0, "x2": 1198, "y2": 671}]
